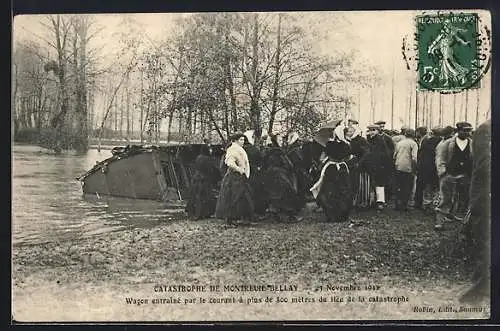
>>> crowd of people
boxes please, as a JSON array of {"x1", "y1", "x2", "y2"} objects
[
  {"x1": 186, "y1": 119, "x2": 487, "y2": 227},
  {"x1": 184, "y1": 117, "x2": 491, "y2": 302}
]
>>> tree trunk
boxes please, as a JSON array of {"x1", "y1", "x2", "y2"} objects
[
  {"x1": 97, "y1": 61, "x2": 136, "y2": 151},
  {"x1": 36, "y1": 85, "x2": 44, "y2": 132},
  {"x1": 140, "y1": 70, "x2": 144, "y2": 143},
  {"x1": 167, "y1": 111, "x2": 173, "y2": 142},
  {"x1": 200, "y1": 109, "x2": 205, "y2": 139},
  {"x1": 223, "y1": 26, "x2": 238, "y2": 133},
  {"x1": 224, "y1": 95, "x2": 230, "y2": 138},
  {"x1": 206, "y1": 106, "x2": 225, "y2": 143},
  {"x1": 268, "y1": 14, "x2": 282, "y2": 136},
  {"x1": 249, "y1": 13, "x2": 262, "y2": 144},
  {"x1": 73, "y1": 17, "x2": 89, "y2": 154},
  {"x1": 12, "y1": 63, "x2": 19, "y2": 138},
  {"x1": 126, "y1": 73, "x2": 130, "y2": 139},
  {"x1": 48, "y1": 15, "x2": 71, "y2": 154},
  {"x1": 465, "y1": 89, "x2": 469, "y2": 122},
  {"x1": 120, "y1": 88, "x2": 124, "y2": 138}
]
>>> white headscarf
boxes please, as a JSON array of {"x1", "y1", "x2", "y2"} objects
[
  {"x1": 288, "y1": 131, "x2": 299, "y2": 146},
  {"x1": 334, "y1": 120, "x2": 349, "y2": 144},
  {"x1": 348, "y1": 126, "x2": 362, "y2": 140},
  {"x1": 243, "y1": 130, "x2": 255, "y2": 146}
]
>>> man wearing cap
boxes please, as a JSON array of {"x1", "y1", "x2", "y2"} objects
[
  {"x1": 393, "y1": 128, "x2": 418, "y2": 211},
  {"x1": 348, "y1": 119, "x2": 359, "y2": 127},
  {"x1": 375, "y1": 121, "x2": 395, "y2": 149},
  {"x1": 414, "y1": 127, "x2": 443, "y2": 210},
  {"x1": 375, "y1": 120, "x2": 396, "y2": 203},
  {"x1": 435, "y1": 125, "x2": 455, "y2": 151},
  {"x1": 435, "y1": 122, "x2": 474, "y2": 222},
  {"x1": 392, "y1": 127, "x2": 408, "y2": 145},
  {"x1": 415, "y1": 126, "x2": 429, "y2": 147},
  {"x1": 363, "y1": 124, "x2": 393, "y2": 210}
]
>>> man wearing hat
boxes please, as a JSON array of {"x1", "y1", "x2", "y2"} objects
[
  {"x1": 348, "y1": 119, "x2": 359, "y2": 127},
  {"x1": 435, "y1": 121, "x2": 474, "y2": 223},
  {"x1": 363, "y1": 124, "x2": 393, "y2": 210},
  {"x1": 435, "y1": 125, "x2": 455, "y2": 150},
  {"x1": 415, "y1": 126, "x2": 428, "y2": 147},
  {"x1": 392, "y1": 127, "x2": 408, "y2": 145},
  {"x1": 374, "y1": 120, "x2": 387, "y2": 130}
]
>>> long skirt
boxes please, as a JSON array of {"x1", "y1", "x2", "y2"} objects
[
  {"x1": 215, "y1": 171, "x2": 254, "y2": 221},
  {"x1": 354, "y1": 172, "x2": 374, "y2": 209},
  {"x1": 248, "y1": 170, "x2": 269, "y2": 215},
  {"x1": 185, "y1": 172, "x2": 217, "y2": 220},
  {"x1": 316, "y1": 164, "x2": 353, "y2": 222},
  {"x1": 264, "y1": 166, "x2": 301, "y2": 215}
]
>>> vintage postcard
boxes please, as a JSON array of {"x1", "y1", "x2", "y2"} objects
[{"x1": 12, "y1": 9, "x2": 491, "y2": 322}]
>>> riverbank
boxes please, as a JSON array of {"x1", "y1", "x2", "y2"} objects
[{"x1": 12, "y1": 205, "x2": 489, "y2": 322}]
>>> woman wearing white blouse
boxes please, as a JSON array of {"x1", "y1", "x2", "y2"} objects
[{"x1": 215, "y1": 133, "x2": 254, "y2": 222}]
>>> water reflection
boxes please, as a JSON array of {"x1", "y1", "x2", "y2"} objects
[{"x1": 12, "y1": 144, "x2": 186, "y2": 246}]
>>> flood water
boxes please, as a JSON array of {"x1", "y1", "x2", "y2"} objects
[{"x1": 12, "y1": 144, "x2": 186, "y2": 246}]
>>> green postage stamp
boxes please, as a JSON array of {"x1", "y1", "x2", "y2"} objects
[{"x1": 415, "y1": 12, "x2": 490, "y2": 92}]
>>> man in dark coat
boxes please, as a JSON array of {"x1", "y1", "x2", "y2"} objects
[
  {"x1": 364, "y1": 124, "x2": 393, "y2": 210},
  {"x1": 375, "y1": 120, "x2": 395, "y2": 203},
  {"x1": 415, "y1": 126, "x2": 428, "y2": 146},
  {"x1": 286, "y1": 131, "x2": 308, "y2": 209},
  {"x1": 414, "y1": 127, "x2": 442, "y2": 210},
  {"x1": 459, "y1": 119, "x2": 491, "y2": 303}
]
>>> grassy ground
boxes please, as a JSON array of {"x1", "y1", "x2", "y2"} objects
[{"x1": 12, "y1": 203, "x2": 489, "y2": 322}]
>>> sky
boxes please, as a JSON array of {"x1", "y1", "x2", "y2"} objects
[
  {"x1": 12, "y1": 10, "x2": 491, "y2": 130},
  {"x1": 12, "y1": 11, "x2": 415, "y2": 79}
]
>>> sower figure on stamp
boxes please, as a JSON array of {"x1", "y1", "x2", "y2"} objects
[
  {"x1": 460, "y1": 119, "x2": 490, "y2": 303},
  {"x1": 427, "y1": 18, "x2": 472, "y2": 88},
  {"x1": 435, "y1": 122, "x2": 473, "y2": 225}
]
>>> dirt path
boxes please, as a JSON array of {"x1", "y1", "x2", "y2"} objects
[{"x1": 12, "y1": 206, "x2": 489, "y2": 321}]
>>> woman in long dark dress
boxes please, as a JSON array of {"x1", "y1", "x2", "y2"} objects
[
  {"x1": 286, "y1": 131, "x2": 308, "y2": 209},
  {"x1": 310, "y1": 138, "x2": 356, "y2": 222},
  {"x1": 243, "y1": 130, "x2": 268, "y2": 216},
  {"x1": 262, "y1": 133, "x2": 302, "y2": 221},
  {"x1": 215, "y1": 133, "x2": 254, "y2": 222},
  {"x1": 185, "y1": 145, "x2": 221, "y2": 220},
  {"x1": 345, "y1": 126, "x2": 370, "y2": 209}
]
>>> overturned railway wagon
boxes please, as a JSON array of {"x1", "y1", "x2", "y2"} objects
[{"x1": 76, "y1": 144, "x2": 224, "y2": 201}]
